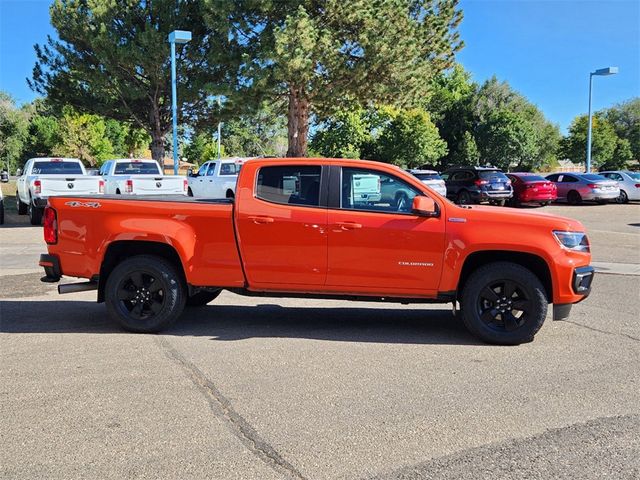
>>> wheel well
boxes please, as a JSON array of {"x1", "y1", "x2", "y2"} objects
[
  {"x1": 226, "y1": 189, "x2": 234, "y2": 198},
  {"x1": 97, "y1": 241, "x2": 185, "y2": 302},
  {"x1": 458, "y1": 251, "x2": 552, "y2": 301}
]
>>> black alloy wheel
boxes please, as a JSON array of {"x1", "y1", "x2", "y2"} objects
[
  {"x1": 105, "y1": 255, "x2": 185, "y2": 333},
  {"x1": 461, "y1": 262, "x2": 547, "y2": 345}
]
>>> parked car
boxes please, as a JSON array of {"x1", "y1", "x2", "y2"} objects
[
  {"x1": 40, "y1": 158, "x2": 595, "y2": 345},
  {"x1": 545, "y1": 172, "x2": 619, "y2": 205},
  {"x1": 505, "y1": 173, "x2": 557, "y2": 207},
  {"x1": 441, "y1": 166, "x2": 513, "y2": 205},
  {"x1": 99, "y1": 159, "x2": 188, "y2": 196},
  {"x1": 187, "y1": 157, "x2": 254, "y2": 198},
  {"x1": 599, "y1": 170, "x2": 640, "y2": 203},
  {"x1": 16, "y1": 157, "x2": 105, "y2": 225},
  {"x1": 407, "y1": 169, "x2": 447, "y2": 196},
  {"x1": 0, "y1": 188, "x2": 4, "y2": 225},
  {"x1": 1, "y1": 170, "x2": 9, "y2": 183}
]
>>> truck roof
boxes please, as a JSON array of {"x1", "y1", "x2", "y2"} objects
[{"x1": 29, "y1": 157, "x2": 82, "y2": 162}]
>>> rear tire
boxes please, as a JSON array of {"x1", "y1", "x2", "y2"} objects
[
  {"x1": 616, "y1": 190, "x2": 628, "y2": 204},
  {"x1": 105, "y1": 255, "x2": 186, "y2": 333},
  {"x1": 567, "y1": 190, "x2": 582, "y2": 205},
  {"x1": 456, "y1": 190, "x2": 472, "y2": 205},
  {"x1": 460, "y1": 262, "x2": 548, "y2": 345},
  {"x1": 28, "y1": 201, "x2": 43, "y2": 225},
  {"x1": 226, "y1": 189, "x2": 235, "y2": 199},
  {"x1": 186, "y1": 290, "x2": 221, "y2": 307},
  {"x1": 187, "y1": 187, "x2": 194, "y2": 197},
  {"x1": 0, "y1": 200, "x2": 4, "y2": 225}
]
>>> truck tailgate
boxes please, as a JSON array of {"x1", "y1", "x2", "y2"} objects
[
  {"x1": 40, "y1": 176, "x2": 101, "y2": 195},
  {"x1": 130, "y1": 176, "x2": 185, "y2": 194}
]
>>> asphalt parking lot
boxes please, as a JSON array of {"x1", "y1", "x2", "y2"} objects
[{"x1": 1, "y1": 184, "x2": 639, "y2": 479}]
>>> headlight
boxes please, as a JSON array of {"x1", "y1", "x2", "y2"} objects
[{"x1": 552, "y1": 231, "x2": 590, "y2": 252}]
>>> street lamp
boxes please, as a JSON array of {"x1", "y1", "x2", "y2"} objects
[
  {"x1": 586, "y1": 66, "x2": 618, "y2": 173},
  {"x1": 168, "y1": 30, "x2": 192, "y2": 175}
]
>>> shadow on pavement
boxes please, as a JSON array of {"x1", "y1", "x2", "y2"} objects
[{"x1": 0, "y1": 299, "x2": 479, "y2": 346}]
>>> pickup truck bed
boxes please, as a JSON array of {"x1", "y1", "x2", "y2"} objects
[{"x1": 40, "y1": 158, "x2": 595, "y2": 345}]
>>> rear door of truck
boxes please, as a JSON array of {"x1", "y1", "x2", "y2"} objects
[{"x1": 235, "y1": 161, "x2": 328, "y2": 287}]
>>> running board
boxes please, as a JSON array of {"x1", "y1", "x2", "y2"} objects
[{"x1": 58, "y1": 281, "x2": 98, "y2": 294}]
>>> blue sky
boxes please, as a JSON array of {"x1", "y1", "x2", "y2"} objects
[{"x1": 1, "y1": 0, "x2": 638, "y2": 132}]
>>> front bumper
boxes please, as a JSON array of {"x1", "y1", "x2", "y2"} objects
[{"x1": 553, "y1": 265, "x2": 595, "y2": 321}]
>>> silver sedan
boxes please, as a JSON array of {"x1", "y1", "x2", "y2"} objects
[
  {"x1": 545, "y1": 172, "x2": 620, "y2": 205},
  {"x1": 599, "y1": 170, "x2": 640, "y2": 203}
]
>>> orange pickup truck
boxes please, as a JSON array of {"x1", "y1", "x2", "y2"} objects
[{"x1": 39, "y1": 158, "x2": 594, "y2": 345}]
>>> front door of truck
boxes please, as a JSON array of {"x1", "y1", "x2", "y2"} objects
[
  {"x1": 326, "y1": 166, "x2": 446, "y2": 295},
  {"x1": 236, "y1": 164, "x2": 328, "y2": 287}
]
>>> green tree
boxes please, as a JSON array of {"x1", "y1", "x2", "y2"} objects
[
  {"x1": 183, "y1": 132, "x2": 219, "y2": 165},
  {"x1": 371, "y1": 107, "x2": 448, "y2": 168},
  {"x1": 561, "y1": 114, "x2": 618, "y2": 170},
  {"x1": 0, "y1": 92, "x2": 29, "y2": 173},
  {"x1": 311, "y1": 108, "x2": 370, "y2": 159},
  {"x1": 221, "y1": 103, "x2": 288, "y2": 157},
  {"x1": 602, "y1": 98, "x2": 640, "y2": 160},
  {"x1": 23, "y1": 114, "x2": 61, "y2": 159},
  {"x1": 209, "y1": 0, "x2": 463, "y2": 157},
  {"x1": 53, "y1": 107, "x2": 114, "y2": 165},
  {"x1": 31, "y1": 0, "x2": 237, "y2": 166}
]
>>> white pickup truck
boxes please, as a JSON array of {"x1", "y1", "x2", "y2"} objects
[
  {"x1": 187, "y1": 157, "x2": 254, "y2": 198},
  {"x1": 17, "y1": 157, "x2": 104, "y2": 225},
  {"x1": 98, "y1": 159, "x2": 187, "y2": 196}
]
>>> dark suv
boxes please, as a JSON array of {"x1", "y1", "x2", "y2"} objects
[{"x1": 441, "y1": 166, "x2": 513, "y2": 205}]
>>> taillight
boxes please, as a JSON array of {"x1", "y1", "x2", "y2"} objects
[
  {"x1": 125, "y1": 179, "x2": 133, "y2": 193},
  {"x1": 99, "y1": 180, "x2": 105, "y2": 194},
  {"x1": 587, "y1": 183, "x2": 598, "y2": 189},
  {"x1": 635, "y1": 184, "x2": 640, "y2": 188},
  {"x1": 34, "y1": 180, "x2": 41, "y2": 194},
  {"x1": 43, "y1": 207, "x2": 57, "y2": 244},
  {"x1": 183, "y1": 179, "x2": 188, "y2": 192},
  {"x1": 474, "y1": 179, "x2": 488, "y2": 186}
]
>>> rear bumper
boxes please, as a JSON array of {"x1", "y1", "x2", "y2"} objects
[
  {"x1": 39, "y1": 253, "x2": 61, "y2": 282},
  {"x1": 582, "y1": 189, "x2": 619, "y2": 201},
  {"x1": 33, "y1": 197, "x2": 48, "y2": 208},
  {"x1": 472, "y1": 189, "x2": 513, "y2": 201}
]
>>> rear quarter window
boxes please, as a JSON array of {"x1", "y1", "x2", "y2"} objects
[{"x1": 256, "y1": 165, "x2": 321, "y2": 206}]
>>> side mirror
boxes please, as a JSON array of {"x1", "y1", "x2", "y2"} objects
[
  {"x1": 412, "y1": 196, "x2": 438, "y2": 217},
  {"x1": 187, "y1": 168, "x2": 194, "y2": 177}
]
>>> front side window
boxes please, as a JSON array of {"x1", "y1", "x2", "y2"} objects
[
  {"x1": 206, "y1": 163, "x2": 218, "y2": 176},
  {"x1": 197, "y1": 163, "x2": 209, "y2": 176},
  {"x1": 256, "y1": 165, "x2": 321, "y2": 206},
  {"x1": 341, "y1": 167, "x2": 420, "y2": 214}
]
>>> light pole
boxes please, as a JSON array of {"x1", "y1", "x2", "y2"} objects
[
  {"x1": 168, "y1": 30, "x2": 192, "y2": 175},
  {"x1": 586, "y1": 66, "x2": 618, "y2": 173},
  {"x1": 217, "y1": 96, "x2": 222, "y2": 160}
]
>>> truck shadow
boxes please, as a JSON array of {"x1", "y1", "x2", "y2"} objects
[{"x1": 0, "y1": 300, "x2": 480, "y2": 346}]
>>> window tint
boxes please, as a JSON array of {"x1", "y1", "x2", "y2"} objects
[
  {"x1": 626, "y1": 171, "x2": 640, "y2": 181},
  {"x1": 220, "y1": 162, "x2": 242, "y2": 175},
  {"x1": 546, "y1": 174, "x2": 559, "y2": 182},
  {"x1": 478, "y1": 170, "x2": 508, "y2": 181},
  {"x1": 582, "y1": 174, "x2": 606, "y2": 181},
  {"x1": 114, "y1": 162, "x2": 161, "y2": 175},
  {"x1": 99, "y1": 162, "x2": 110, "y2": 176},
  {"x1": 197, "y1": 163, "x2": 209, "y2": 176},
  {"x1": 451, "y1": 171, "x2": 473, "y2": 181},
  {"x1": 32, "y1": 161, "x2": 84, "y2": 175},
  {"x1": 518, "y1": 174, "x2": 547, "y2": 182},
  {"x1": 256, "y1": 165, "x2": 321, "y2": 206},
  {"x1": 206, "y1": 163, "x2": 217, "y2": 176},
  {"x1": 562, "y1": 175, "x2": 577, "y2": 183},
  {"x1": 413, "y1": 172, "x2": 442, "y2": 181},
  {"x1": 341, "y1": 167, "x2": 420, "y2": 214}
]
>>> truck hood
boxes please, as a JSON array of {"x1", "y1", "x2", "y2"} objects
[{"x1": 448, "y1": 203, "x2": 586, "y2": 232}]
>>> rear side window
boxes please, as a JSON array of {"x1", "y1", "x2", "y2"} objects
[
  {"x1": 256, "y1": 165, "x2": 321, "y2": 206},
  {"x1": 582, "y1": 174, "x2": 606, "y2": 181},
  {"x1": 32, "y1": 161, "x2": 84, "y2": 175},
  {"x1": 562, "y1": 175, "x2": 578, "y2": 183},
  {"x1": 114, "y1": 162, "x2": 161, "y2": 175},
  {"x1": 451, "y1": 171, "x2": 474, "y2": 181},
  {"x1": 220, "y1": 163, "x2": 242, "y2": 175}
]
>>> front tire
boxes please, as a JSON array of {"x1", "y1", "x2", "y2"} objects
[
  {"x1": 456, "y1": 190, "x2": 472, "y2": 205},
  {"x1": 28, "y1": 201, "x2": 43, "y2": 225},
  {"x1": 461, "y1": 262, "x2": 548, "y2": 345},
  {"x1": 16, "y1": 195, "x2": 27, "y2": 215},
  {"x1": 567, "y1": 190, "x2": 582, "y2": 205},
  {"x1": 105, "y1": 255, "x2": 186, "y2": 333}
]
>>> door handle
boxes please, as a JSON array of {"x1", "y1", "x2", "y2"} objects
[
  {"x1": 248, "y1": 216, "x2": 275, "y2": 224},
  {"x1": 336, "y1": 221, "x2": 362, "y2": 230}
]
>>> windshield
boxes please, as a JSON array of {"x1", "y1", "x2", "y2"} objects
[
  {"x1": 413, "y1": 173, "x2": 442, "y2": 181},
  {"x1": 479, "y1": 171, "x2": 508, "y2": 181},
  {"x1": 114, "y1": 162, "x2": 161, "y2": 175},
  {"x1": 32, "y1": 161, "x2": 84, "y2": 175},
  {"x1": 626, "y1": 171, "x2": 640, "y2": 180}
]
